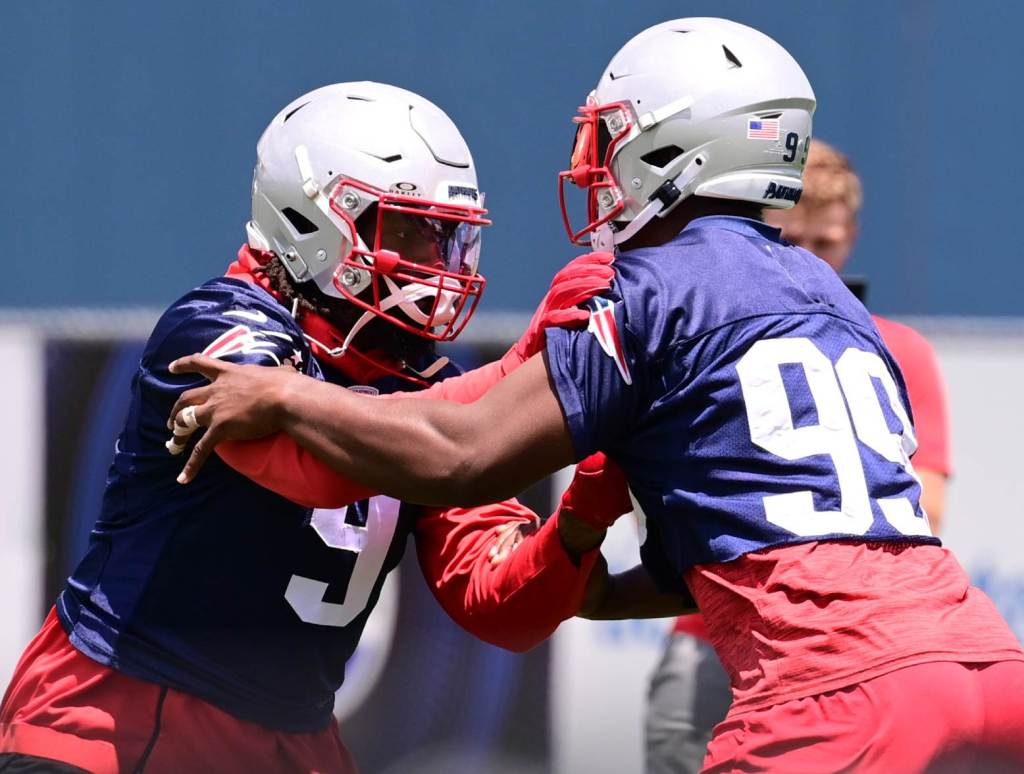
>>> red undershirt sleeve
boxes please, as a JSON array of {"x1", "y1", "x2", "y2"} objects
[
  {"x1": 383, "y1": 359, "x2": 507, "y2": 404},
  {"x1": 215, "y1": 436, "x2": 374, "y2": 508},
  {"x1": 415, "y1": 501, "x2": 599, "y2": 652}
]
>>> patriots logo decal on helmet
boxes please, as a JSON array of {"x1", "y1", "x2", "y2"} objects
[{"x1": 587, "y1": 297, "x2": 632, "y2": 385}]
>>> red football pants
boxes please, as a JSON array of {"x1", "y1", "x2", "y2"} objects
[
  {"x1": 0, "y1": 609, "x2": 358, "y2": 774},
  {"x1": 703, "y1": 659, "x2": 1024, "y2": 773}
]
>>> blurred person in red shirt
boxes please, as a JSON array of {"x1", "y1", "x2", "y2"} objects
[{"x1": 646, "y1": 138, "x2": 953, "y2": 774}]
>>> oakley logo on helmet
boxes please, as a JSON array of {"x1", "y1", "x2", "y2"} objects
[
  {"x1": 447, "y1": 185, "x2": 479, "y2": 202},
  {"x1": 391, "y1": 181, "x2": 420, "y2": 194},
  {"x1": 762, "y1": 182, "x2": 802, "y2": 203}
]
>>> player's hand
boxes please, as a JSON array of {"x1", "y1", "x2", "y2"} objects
[
  {"x1": 488, "y1": 517, "x2": 540, "y2": 565},
  {"x1": 560, "y1": 452, "x2": 632, "y2": 532},
  {"x1": 502, "y1": 252, "x2": 615, "y2": 372},
  {"x1": 165, "y1": 354, "x2": 301, "y2": 484}
]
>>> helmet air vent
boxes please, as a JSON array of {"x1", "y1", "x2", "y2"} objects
[
  {"x1": 722, "y1": 45, "x2": 742, "y2": 69},
  {"x1": 283, "y1": 102, "x2": 311, "y2": 123},
  {"x1": 640, "y1": 145, "x2": 685, "y2": 169},
  {"x1": 282, "y1": 207, "x2": 319, "y2": 235}
]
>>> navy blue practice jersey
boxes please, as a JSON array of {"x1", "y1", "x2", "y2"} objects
[
  {"x1": 545, "y1": 216, "x2": 939, "y2": 590},
  {"x1": 57, "y1": 277, "x2": 459, "y2": 731}
]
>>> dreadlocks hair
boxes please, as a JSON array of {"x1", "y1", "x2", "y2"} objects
[
  {"x1": 255, "y1": 255, "x2": 436, "y2": 365},
  {"x1": 255, "y1": 256, "x2": 340, "y2": 321}
]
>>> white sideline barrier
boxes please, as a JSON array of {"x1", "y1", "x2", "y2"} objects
[
  {"x1": 0, "y1": 327, "x2": 44, "y2": 687},
  {"x1": 930, "y1": 333, "x2": 1024, "y2": 639}
]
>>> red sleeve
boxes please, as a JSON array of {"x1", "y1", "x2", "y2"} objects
[
  {"x1": 387, "y1": 359, "x2": 508, "y2": 404},
  {"x1": 415, "y1": 501, "x2": 598, "y2": 652},
  {"x1": 673, "y1": 613, "x2": 711, "y2": 640},
  {"x1": 215, "y1": 435, "x2": 375, "y2": 508},
  {"x1": 873, "y1": 316, "x2": 952, "y2": 476}
]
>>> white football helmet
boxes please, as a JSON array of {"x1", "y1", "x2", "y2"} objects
[
  {"x1": 559, "y1": 18, "x2": 816, "y2": 248},
  {"x1": 249, "y1": 82, "x2": 489, "y2": 346}
]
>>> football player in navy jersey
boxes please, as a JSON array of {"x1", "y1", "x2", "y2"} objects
[
  {"x1": 0, "y1": 82, "x2": 652, "y2": 774},
  {"x1": 170, "y1": 20, "x2": 1024, "y2": 772}
]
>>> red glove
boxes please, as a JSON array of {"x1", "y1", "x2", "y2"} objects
[
  {"x1": 500, "y1": 251, "x2": 615, "y2": 373},
  {"x1": 558, "y1": 452, "x2": 632, "y2": 531}
]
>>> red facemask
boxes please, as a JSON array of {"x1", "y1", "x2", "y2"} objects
[
  {"x1": 558, "y1": 98, "x2": 634, "y2": 246},
  {"x1": 328, "y1": 177, "x2": 489, "y2": 343}
]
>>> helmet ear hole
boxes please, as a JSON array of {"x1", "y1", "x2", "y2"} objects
[
  {"x1": 282, "y1": 207, "x2": 319, "y2": 235},
  {"x1": 596, "y1": 121, "x2": 613, "y2": 161},
  {"x1": 354, "y1": 203, "x2": 379, "y2": 248},
  {"x1": 640, "y1": 145, "x2": 685, "y2": 170}
]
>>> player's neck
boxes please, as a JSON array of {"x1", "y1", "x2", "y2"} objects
[{"x1": 620, "y1": 197, "x2": 764, "y2": 250}]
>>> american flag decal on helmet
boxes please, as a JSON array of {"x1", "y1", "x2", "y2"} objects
[{"x1": 587, "y1": 297, "x2": 632, "y2": 385}]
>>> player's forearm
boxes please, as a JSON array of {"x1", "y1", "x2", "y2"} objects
[
  {"x1": 275, "y1": 376, "x2": 472, "y2": 504},
  {"x1": 217, "y1": 358, "x2": 507, "y2": 506},
  {"x1": 276, "y1": 353, "x2": 574, "y2": 507},
  {"x1": 581, "y1": 563, "x2": 697, "y2": 620}
]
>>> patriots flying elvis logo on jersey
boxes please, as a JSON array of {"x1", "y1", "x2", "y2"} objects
[
  {"x1": 202, "y1": 313, "x2": 303, "y2": 368},
  {"x1": 586, "y1": 297, "x2": 632, "y2": 385}
]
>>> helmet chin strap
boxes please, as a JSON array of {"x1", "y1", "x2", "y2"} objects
[
  {"x1": 594, "y1": 153, "x2": 707, "y2": 248},
  {"x1": 379, "y1": 274, "x2": 461, "y2": 326}
]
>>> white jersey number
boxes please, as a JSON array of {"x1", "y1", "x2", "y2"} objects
[
  {"x1": 736, "y1": 337, "x2": 930, "y2": 538},
  {"x1": 284, "y1": 496, "x2": 400, "y2": 628}
]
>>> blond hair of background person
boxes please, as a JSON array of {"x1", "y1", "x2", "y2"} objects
[{"x1": 645, "y1": 139, "x2": 952, "y2": 774}]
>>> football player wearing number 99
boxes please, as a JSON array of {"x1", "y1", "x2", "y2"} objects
[
  {"x1": 167, "y1": 19, "x2": 1024, "y2": 771},
  {"x1": 648, "y1": 139, "x2": 958, "y2": 774},
  {"x1": 0, "y1": 83, "x2": 641, "y2": 774}
]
